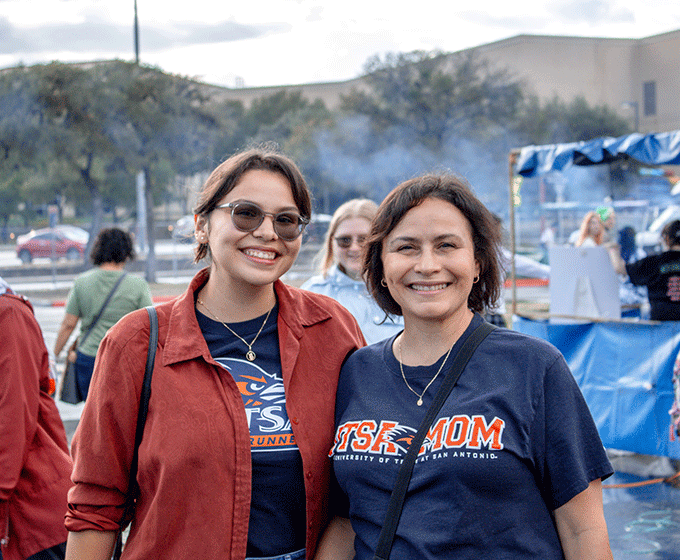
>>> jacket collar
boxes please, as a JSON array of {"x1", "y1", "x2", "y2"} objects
[{"x1": 162, "y1": 268, "x2": 333, "y2": 366}]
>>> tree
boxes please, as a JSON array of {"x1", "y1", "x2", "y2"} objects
[
  {"x1": 341, "y1": 51, "x2": 524, "y2": 152},
  {"x1": 112, "y1": 63, "x2": 221, "y2": 281},
  {"x1": 517, "y1": 95, "x2": 631, "y2": 145}
]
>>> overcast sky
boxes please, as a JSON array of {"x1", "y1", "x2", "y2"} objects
[{"x1": 2, "y1": 0, "x2": 680, "y2": 88}]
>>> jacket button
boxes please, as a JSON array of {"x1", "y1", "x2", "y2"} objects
[
  {"x1": 291, "y1": 417, "x2": 299, "y2": 424},
  {"x1": 306, "y1": 471, "x2": 313, "y2": 479}
]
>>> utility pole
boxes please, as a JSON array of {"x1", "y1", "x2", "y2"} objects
[{"x1": 134, "y1": 0, "x2": 140, "y2": 64}]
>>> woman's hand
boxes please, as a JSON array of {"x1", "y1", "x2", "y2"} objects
[
  {"x1": 554, "y1": 479, "x2": 613, "y2": 560},
  {"x1": 54, "y1": 312, "x2": 79, "y2": 359}
]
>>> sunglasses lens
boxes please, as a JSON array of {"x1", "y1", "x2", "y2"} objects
[
  {"x1": 231, "y1": 203, "x2": 263, "y2": 231},
  {"x1": 273, "y1": 213, "x2": 303, "y2": 240}
]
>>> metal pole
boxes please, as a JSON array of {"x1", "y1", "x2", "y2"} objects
[
  {"x1": 134, "y1": 0, "x2": 140, "y2": 64},
  {"x1": 509, "y1": 150, "x2": 519, "y2": 316}
]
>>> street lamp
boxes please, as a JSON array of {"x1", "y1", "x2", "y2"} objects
[{"x1": 621, "y1": 101, "x2": 639, "y2": 132}]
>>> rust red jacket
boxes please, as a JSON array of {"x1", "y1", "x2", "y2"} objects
[
  {"x1": 0, "y1": 293, "x2": 72, "y2": 560},
  {"x1": 66, "y1": 269, "x2": 365, "y2": 559}
]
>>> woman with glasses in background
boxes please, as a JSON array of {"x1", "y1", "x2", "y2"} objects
[
  {"x1": 302, "y1": 199, "x2": 403, "y2": 344},
  {"x1": 64, "y1": 147, "x2": 365, "y2": 560}
]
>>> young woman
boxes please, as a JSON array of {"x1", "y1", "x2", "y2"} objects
[
  {"x1": 53, "y1": 228, "x2": 152, "y2": 400},
  {"x1": 64, "y1": 148, "x2": 366, "y2": 560},
  {"x1": 302, "y1": 199, "x2": 403, "y2": 344},
  {"x1": 317, "y1": 174, "x2": 613, "y2": 560},
  {"x1": 574, "y1": 211, "x2": 605, "y2": 247}
]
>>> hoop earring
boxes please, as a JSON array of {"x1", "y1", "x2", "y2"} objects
[
  {"x1": 473, "y1": 275, "x2": 480, "y2": 284},
  {"x1": 380, "y1": 278, "x2": 387, "y2": 288}
]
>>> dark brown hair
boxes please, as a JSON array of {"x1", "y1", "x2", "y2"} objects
[
  {"x1": 662, "y1": 219, "x2": 680, "y2": 248},
  {"x1": 90, "y1": 228, "x2": 135, "y2": 265},
  {"x1": 193, "y1": 146, "x2": 312, "y2": 262},
  {"x1": 363, "y1": 174, "x2": 502, "y2": 315}
]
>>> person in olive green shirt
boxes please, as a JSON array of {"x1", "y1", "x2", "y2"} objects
[{"x1": 54, "y1": 228, "x2": 152, "y2": 399}]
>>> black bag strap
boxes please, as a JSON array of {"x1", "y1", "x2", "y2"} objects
[
  {"x1": 112, "y1": 305, "x2": 158, "y2": 560},
  {"x1": 373, "y1": 320, "x2": 496, "y2": 560},
  {"x1": 78, "y1": 272, "x2": 128, "y2": 348}
]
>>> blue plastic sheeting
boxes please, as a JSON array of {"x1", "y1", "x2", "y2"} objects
[
  {"x1": 515, "y1": 130, "x2": 680, "y2": 178},
  {"x1": 513, "y1": 316, "x2": 680, "y2": 459}
]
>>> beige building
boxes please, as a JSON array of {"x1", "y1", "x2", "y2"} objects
[{"x1": 213, "y1": 29, "x2": 680, "y2": 134}]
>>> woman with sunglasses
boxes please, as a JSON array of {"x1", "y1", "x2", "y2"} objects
[
  {"x1": 64, "y1": 147, "x2": 366, "y2": 560},
  {"x1": 302, "y1": 199, "x2": 403, "y2": 344}
]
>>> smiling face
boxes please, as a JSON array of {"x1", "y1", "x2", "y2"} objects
[
  {"x1": 195, "y1": 168, "x2": 302, "y2": 293},
  {"x1": 333, "y1": 216, "x2": 371, "y2": 279},
  {"x1": 381, "y1": 197, "x2": 479, "y2": 328}
]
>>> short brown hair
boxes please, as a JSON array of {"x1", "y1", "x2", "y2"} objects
[
  {"x1": 193, "y1": 146, "x2": 312, "y2": 263},
  {"x1": 363, "y1": 174, "x2": 502, "y2": 315}
]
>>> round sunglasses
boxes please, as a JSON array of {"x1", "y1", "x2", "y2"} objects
[
  {"x1": 216, "y1": 201, "x2": 309, "y2": 241},
  {"x1": 334, "y1": 235, "x2": 367, "y2": 249}
]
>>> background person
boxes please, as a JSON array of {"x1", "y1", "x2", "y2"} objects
[
  {"x1": 53, "y1": 228, "x2": 152, "y2": 400},
  {"x1": 302, "y1": 198, "x2": 403, "y2": 344},
  {"x1": 317, "y1": 174, "x2": 613, "y2": 560},
  {"x1": 64, "y1": 148, "x2": 365, "y2": 560},
  {"x1": 623, "y1": 219, "x2": 680, "y2": 321},
  {"x1": 1, "y1": 277, "x2": 72, "y2": 560},
  {"x1": 574, "y1": 210, "x2": 605, "y2": 247}
]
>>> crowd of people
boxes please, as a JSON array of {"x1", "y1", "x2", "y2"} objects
[{"x1": 18, "y1": 143, "x2": 680, "y2": 559}]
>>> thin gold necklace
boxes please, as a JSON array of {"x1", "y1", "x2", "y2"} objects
[
  {"x1": 197, "y1": 298, "x2": 272, "y2": 362},
  {"x1": 397, "y1": 335, "x2": 454, "y2": 406}
]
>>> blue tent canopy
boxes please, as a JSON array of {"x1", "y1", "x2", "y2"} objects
[{"x1": 515, "y1": 129, "x2": 680, "y2": 178}]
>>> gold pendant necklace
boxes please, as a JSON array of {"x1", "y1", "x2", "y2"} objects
[
  {"x1": 197, "y1": 298, "x2": 272, "y2": 362},
  {"x1": 397, "y1": 335, "x2": 453, "y2": 406}
]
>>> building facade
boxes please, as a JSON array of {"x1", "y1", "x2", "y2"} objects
[{"x1": 213, "y1": 29, "x2": 680, "y2": 134}]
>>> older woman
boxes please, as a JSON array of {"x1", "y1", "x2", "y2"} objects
[
  {"x1": 317, "y1": 174, "x2": 613, "y2": 560},
  {"x1": 302, "y1": 198, "x2": 403, "y2": 344}
]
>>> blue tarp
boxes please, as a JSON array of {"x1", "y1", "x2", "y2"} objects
[
  {"x1": 515, "y1": 130, "x2": 680, "y2": 178},
  {"x1": 513, "y1": 316, "x2": 680, "y2": 459}
]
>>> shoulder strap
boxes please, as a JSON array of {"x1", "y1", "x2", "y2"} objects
[
  {"x1": 114, "y1": 306, "x2": 158, "y2": 555},
  {"x1": 373, "y1": 320, "x2": 496, "y2": 560},
  {"x1": 78, "y1": 272, "x2": 128, "y2": 348}
]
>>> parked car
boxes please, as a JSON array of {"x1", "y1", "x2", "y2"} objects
[{"x1": 16, "y1": 226, "x2": 89, "y2": 264}]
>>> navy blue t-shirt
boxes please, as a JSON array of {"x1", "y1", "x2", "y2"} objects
[
  {"x1": 626, "y1": 250, "x2": 680, "y2": 320},
  {"x1": 197, "y1": 305, "x2": 306, "y2": 557},
  {"x1": 331, "y1": 314, "x2": 612, "y2": 560}
]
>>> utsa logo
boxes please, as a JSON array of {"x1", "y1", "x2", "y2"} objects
[
  {"x1": 329, "y1": 415, "x2": 505, "y2": 457},
  {"x1": 217, "y1": 358, "x2": 296, "y2": 451}
]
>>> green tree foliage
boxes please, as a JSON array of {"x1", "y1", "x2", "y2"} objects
[
  {"x1": 341, "y1": 51, "x2": 524, "y2": 151},
  {"x1": 518, "y1": 95, "x2": 631, "y2": 145}
]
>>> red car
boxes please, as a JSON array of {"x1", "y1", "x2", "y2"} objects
[{"x1": 16, "y1": 226, "x2": 88, "y2": 264}]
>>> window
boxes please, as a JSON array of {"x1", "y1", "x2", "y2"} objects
[{"x1": 643, "y1": 81, "x2": 656, "y2": 116}]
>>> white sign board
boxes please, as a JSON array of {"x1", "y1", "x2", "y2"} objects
[{"x1": 549, "y1": 246, "x2": 621, "y2": 322}]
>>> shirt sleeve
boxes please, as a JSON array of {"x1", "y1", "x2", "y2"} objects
[
  {"x1": 0, "y1": 299, "x2": 41, "y2": 502},
  {"x1": 532, "y1": 353, "x2": 613, "y2": 510}
]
